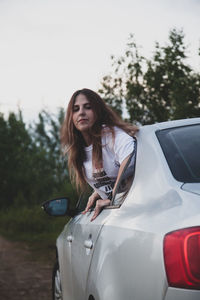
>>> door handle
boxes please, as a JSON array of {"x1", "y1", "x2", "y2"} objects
[
  {"x1": 84, "y1": 239, "x2": 93, "y2": 249},
  {"x1": 67, "y1": 235, "x2": 73, "y2": 243}
]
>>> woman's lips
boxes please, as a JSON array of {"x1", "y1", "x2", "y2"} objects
[{"x1": 78, "y1": 119, "x2": 88, "y2": 123}]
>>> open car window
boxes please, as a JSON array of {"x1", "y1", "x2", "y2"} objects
[
  {"x1": 111, "y1": 139, "x2": 137, "y2": 207},
  {"x1": 76, "y1": 138, "x2": 137, "y2": 213}
]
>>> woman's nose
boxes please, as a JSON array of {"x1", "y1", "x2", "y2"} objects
[{"x1": 78, "y1": 106, "x2": 85, "y2": 115}]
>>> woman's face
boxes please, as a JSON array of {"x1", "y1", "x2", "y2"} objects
[{"x1": 72, "y1": 94, "x2": 96, "y2": 133}]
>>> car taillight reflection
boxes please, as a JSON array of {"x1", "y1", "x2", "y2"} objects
[{"x1": 164, "y1": 227, "x2": 200, "y2": 290}]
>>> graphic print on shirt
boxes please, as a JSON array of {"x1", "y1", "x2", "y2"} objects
[{"x1": 93, "y1": 169, "x2": 115, "y2": 199}]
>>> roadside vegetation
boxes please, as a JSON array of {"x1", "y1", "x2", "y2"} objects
[
  {"x1": 0, "y1": 109, "x2": 78, "y2": 261},
  {"x1": 0, "y1": 28, "x2": 200, "y2": 262}
]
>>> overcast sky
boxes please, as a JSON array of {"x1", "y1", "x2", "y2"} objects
[{"x1": 0, "y1": 0, "x2": 200, "y2": 122}]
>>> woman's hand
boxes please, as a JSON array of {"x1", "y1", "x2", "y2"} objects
[
  {"x1": 82, "y1": 191, "x2": 99, "y2": 214},
  {"x1": 90, "y1": 199, "x2": 111, "y2": 222},
  {"x1": 82, "y1": 191, "x2": 111, "y2": 221}
]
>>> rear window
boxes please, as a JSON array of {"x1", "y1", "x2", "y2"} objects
[{"x1": 156, "y1": 124, "x2": 200, "y2": 183}]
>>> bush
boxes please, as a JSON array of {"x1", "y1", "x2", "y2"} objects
[{"x1": 0, "y1": 205, "x2": 70, "y2": 244}]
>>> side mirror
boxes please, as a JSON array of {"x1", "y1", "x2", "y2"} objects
[{"x1": 42, "y1": 197, "x2": 76, "y2": 217}]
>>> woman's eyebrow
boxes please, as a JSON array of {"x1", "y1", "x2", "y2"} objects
[{"x1": 73, "y1": 101, "x2": 90, "y2": 108}]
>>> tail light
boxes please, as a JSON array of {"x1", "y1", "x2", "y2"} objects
[{"x1": 164, "y1": 226, "x2": 200, "y2": 290}]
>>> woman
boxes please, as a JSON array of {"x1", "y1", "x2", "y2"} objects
[{"x1": 61, "y1": 88, "x2": 138, "y2": 221}]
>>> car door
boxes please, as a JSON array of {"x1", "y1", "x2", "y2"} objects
[
  {"x1": 58, "y1": 216, "x2": 76, "y2": 300},
  {"x1": 60, "y1": 191, "x2": 93, "y2": 300},
  {"x1": 69, "y1": 208, "x2": 111, "y2": 300}
]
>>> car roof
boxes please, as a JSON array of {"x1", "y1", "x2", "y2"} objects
[{"x1": 140, "y1": 117, "x2": 200, "y2": 132}]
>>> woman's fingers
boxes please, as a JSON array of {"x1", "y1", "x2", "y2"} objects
[
  {"x1": 90, "y1": 199, "x2": 110, "y2": 221},
  {"x1": 82, "y1": 198, "x2": 110, "y2": 219},
  {"x1": 82, "y1": 196, "x2": 96, "y2": 214}
]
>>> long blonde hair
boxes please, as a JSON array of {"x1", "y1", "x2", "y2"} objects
[{"x1": 61, "y1": 88, "x2": 138, "y2": 191}]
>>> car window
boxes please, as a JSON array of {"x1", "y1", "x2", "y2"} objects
[
  {"x1": 111, "y1": 142, "x2": 137, "y2": 206},
  {"x1": 156, "y1": 124, "x2": 200, "y2": 183}
]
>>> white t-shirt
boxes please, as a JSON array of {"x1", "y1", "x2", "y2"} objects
[{"x1": 83, "y1": 126, "x2": 136, "y2": 199}]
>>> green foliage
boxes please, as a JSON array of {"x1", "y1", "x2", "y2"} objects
[
  {"x1": 0, "y1": 106, "x2": 79, "y2": 254},
  {"x1": 99, "y1": 29, "x2": 200, "y2": 124},
  {"x1": 0, "y1": 107, "x2": 78, "y2": 256},
  {"x1": 0, "y1": 111, "x2": 33, "y2": 208},
  {"x1": 0, "y1": 205, "x2": 69, "y2": 262},
  {"x1": 0, "y1": 108, "x2": 78, "y2": 210},
  {"x1": 0, "y1": 205, "x2": 69, "y2": 241}
]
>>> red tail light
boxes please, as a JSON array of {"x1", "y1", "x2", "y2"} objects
[{"x1": 164, "y1": 227, "x2": 200, "y2": 290}]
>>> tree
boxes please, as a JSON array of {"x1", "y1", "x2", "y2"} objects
[
  {"x1": 99, "y1": 29, "x2": 200, "y2": 124},
  {"x1": 0, "y1": 108, "x2": 77, "y2": 209},
  {"x1": 0, "y1": 111, "x2": 33, "y2": 207}
]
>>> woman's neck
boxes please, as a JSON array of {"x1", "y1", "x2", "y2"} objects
[{"x1": 82, "y1": 132, "x2": 92, "y2": 146}]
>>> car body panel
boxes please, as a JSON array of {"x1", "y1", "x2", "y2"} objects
[
  {"x1": 85, "y1": 190, "x2": 200, "y2": 300},
  {"x1": 86, "y1": 223, "x2": 167, "y2": 300},
  {"x1": 70, "y1": 212, "x2": 107, "y2": 299}
]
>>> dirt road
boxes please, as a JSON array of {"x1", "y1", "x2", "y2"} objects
[{"x1": 0, "y1": 236, "x2": 52, "y2": 300}]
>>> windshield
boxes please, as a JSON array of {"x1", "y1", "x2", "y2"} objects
[{"x1": 156, "y1": 124, "x2": 200, "y2": 183}]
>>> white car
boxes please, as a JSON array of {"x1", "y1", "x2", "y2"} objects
[{"x1": 43, "y1": 117, "x2": 200, "y2": 300}]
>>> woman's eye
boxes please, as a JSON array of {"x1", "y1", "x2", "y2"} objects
[
  {"x1": 73, "y1": 106, "x2": 79, "y2": 112},
  {"x1": 85, "y1": 104, "x2": 91, "y2": 109}
]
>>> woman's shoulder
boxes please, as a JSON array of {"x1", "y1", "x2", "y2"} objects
[
  {"x1": 101, "y1": 125, "x2": 136, "y2": 138},
  {"x1": 101, "y1": 125, "x2": 123, "y2": 134},
  {"x1": 101, "y1": 125, "x2": 135, "y2": 149}
]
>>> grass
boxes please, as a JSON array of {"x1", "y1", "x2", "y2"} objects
[{"x1": 0, "y1": 205, "x2": 70, "y2": 263}]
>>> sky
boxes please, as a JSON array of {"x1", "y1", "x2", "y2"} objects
[{"x1": 0, "y1": 0, "x2": 200, "y2": 122}]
